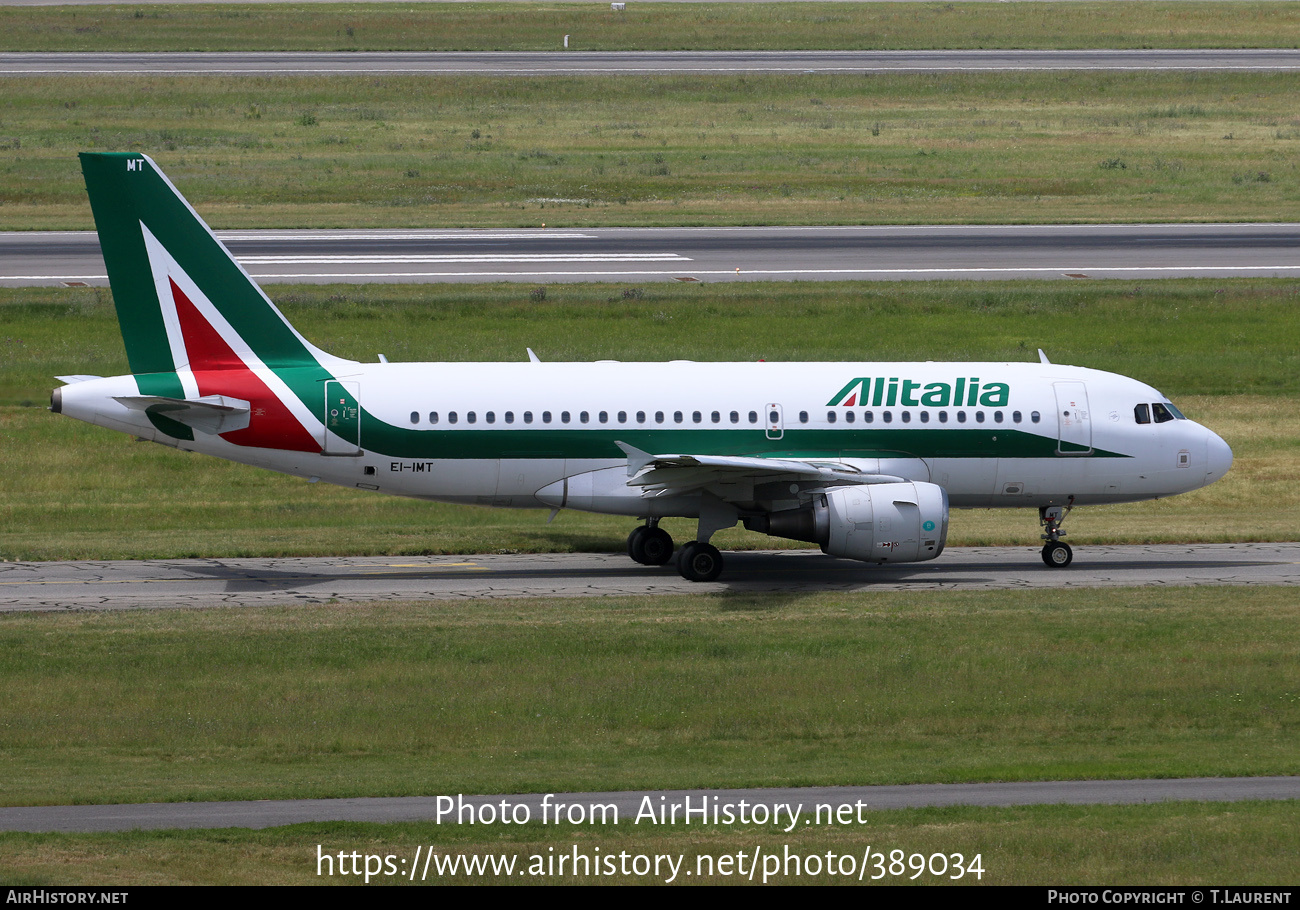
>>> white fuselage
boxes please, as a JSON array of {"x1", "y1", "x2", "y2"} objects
[{"x1": 57, "y1": 359, "x2": 1233, "y2": 518}]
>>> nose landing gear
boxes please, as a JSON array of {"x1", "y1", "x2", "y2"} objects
[{"x1": 1040, "y1": 498, "x2": 1074, "y2": 568}]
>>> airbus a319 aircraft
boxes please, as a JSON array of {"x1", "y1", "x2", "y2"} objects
[{"x1": 53, "y1": 153, "x2": 1233, "y2": 581}]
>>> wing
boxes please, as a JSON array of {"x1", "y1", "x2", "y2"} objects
[{"x1": 614, "y1": 441, "x2": 907, "y2": 498}]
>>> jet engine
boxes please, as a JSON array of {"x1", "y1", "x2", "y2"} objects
[{"x1": 744, "y1": 482, "x2": 949, "y2": 564}]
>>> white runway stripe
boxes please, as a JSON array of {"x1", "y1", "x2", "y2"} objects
[{"x1": 237, "y1": 253, "x2": 691, "y2": 264}]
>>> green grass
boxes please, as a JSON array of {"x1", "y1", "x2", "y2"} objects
[
  {"x1": 4, "y1": 2, "x2": 1298, "y2": 53},
  {"x1": 4, "y1": 802, "x2": 1300, "y2": 884},
  {"x1": 2, "y1": 587, "x2": 1299, "y2": 809},
  {"x1": 4, "y1": 71, "x2": 1300, "y2": 228},
  {"x1": 4, "y1": 279, "x2": 1297, "y2": 561}
]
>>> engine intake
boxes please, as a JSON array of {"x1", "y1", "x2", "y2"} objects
[{"x1": 745, "y1": 482, "x2": 948, "y2": 564}]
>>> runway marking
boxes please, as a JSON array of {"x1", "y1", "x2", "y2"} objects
[
  {"x1": 234, "y1": 264, "x2": 1300, "y2": 280},
  {"x1": 236, "y1": 253, "x2": 691, "y2": 264},
  {"x1": 7, "y1": 265, "x2": 1300, "y2": 283}
]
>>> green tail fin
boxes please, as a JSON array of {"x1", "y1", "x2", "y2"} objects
[{"x1": 80, "y1": 152, "x2": 332, "y2": 376}]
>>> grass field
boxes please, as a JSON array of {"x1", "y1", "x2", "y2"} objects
[
  {"x1": 3, "y1": 279, "x2": 1297, "y2": 560},
  {"x1": 3, "y1": 2, "x2": 1297, "y2": 53},
  {"x1": 4, "y1": 71, "x2": 1299, "y2": 228},
  {"x1": 2, "y1": 587, "x2": 1298, "y2": 809},
  {"x1": 4, "y1": 801, "x2": 1300, "y2": 884}
]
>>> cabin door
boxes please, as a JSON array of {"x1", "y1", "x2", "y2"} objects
[{"x1": 1053, "y1": 382, "x2": 1092, "y2": 455}]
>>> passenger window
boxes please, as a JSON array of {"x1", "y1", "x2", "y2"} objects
[
  {"x1": 467, "y1": 411, "x2": 477, "y2": 424},
  {"x1": 748, "y1": 411, "x2": 758, "y2": 424},
  {"x1": 1152, "y1": 402, "x2": 1175, "y2": 424},
  {"x1": 618, "y1": 411, "x2": 627, "y2": 423},
  {"x1": 901, "y1": 411, "x2": 911, "y2": 423},
  {"x1": 711, "y1": 411, "x2": 721, "y2": 423},
  {"x1": 864, "y1": 411, "x2": 873, "y2": 424},
  {"x1": 956, "y1": 411, "x2": 966, "y2": 424},
  {"x1": 730, "y1": 411, "x2": 740, "y2": 424},
  {"x1": 938, "y1": 411, "x2": 947, "y2": 424},
  {"x1": 975, "y1": 411, "x2": 985, "y2": 424},
  {"x1": 598, "y1": 411, "x2": 607, "y2": 424},
  {"x1": 673, "y1": 411, "x2": 683, "y2": 424},
  {"x1": 429, "y1": 412, "x2": 439, "y2": 424},
  {"x1": 798, "y1": 411, "x2": 808, "y2": 424},
  {"x1": 1012, "y1": 410, "x2": 1021, "y2": 423},
  {"x1": 994, "y1": 411, "x2": 1003, "y2": 424},
  {"x1": 1031, "y1": 411, "x2": 1041, "y2": 424},
  {"x1": 827, "y1": 410, "x2": 837, "y2": 424},
  {"x1": 655, "y1": 411, "x2": 664, "y2": 424},
  {"x1": 542, "y1": 411, "x2": 552, "y2": 424},
  {"x1": 637, "y1": 411, "x2": 646, "y2": 423},
  {"x1": 1135, "y1": 403, "x2": 1151, "y2": 424},
  {"x1": 485, "y1": 411, "x2": 495, "y2": 424},
  {"x1": 919, "y1": 411, "x2": 930, "y2": 424},
  {"x1": 845, "y1": 410, "x2": 855, "y2": 424},
  {"x1": 449, "y1": 411, "x2": 458, "y2": 425},
  {"x1": 692, "y1": 411, "x2": 702, "y2": 423},
  {"x1": 561, "y1": 411, "x2": 570, "y2": 424},
  {"x1": 504, "y1": 412, "x2": 513, "y2": 424},
  {"x1": 580, "y1": 411, "x2": 589, "y2": 424},
  {"x1": 523, "y1": 411, "x2": 533, "y2": 424},
  {"x1": 410, "y1": 411, "x2": 419, "y2": 425},
  {"x1": 882, "y1": 411, "x2": 892, "y2": 424}
]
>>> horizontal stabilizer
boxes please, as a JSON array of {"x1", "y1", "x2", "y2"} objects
[
  {"x1": 56, "y1": 375, "x2": 104, "y2": 385},
  {"x1": 115, "y1": 394, "x2": 251, "y2": 435}
]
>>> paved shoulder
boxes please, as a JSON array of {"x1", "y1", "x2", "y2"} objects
[
  {"x1": 3, "y1": 777, "x2": 1298, "y2": 832},
  {"x1": 1, "y1": 543, "x2": 1298, "y2": 612}
]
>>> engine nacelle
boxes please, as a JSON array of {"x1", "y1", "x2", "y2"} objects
[{"x1": 746, "y1": 482, "x2": 948, "y2": 564}]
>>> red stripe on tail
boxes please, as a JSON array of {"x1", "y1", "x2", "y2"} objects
[{"x1": 172, "y1": 279, "x2": 321, "y2": 453}]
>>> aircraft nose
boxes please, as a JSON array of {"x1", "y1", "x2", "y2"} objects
[{"x1": 1205, "y1": 430, "x2": 1233, "y2": 485}]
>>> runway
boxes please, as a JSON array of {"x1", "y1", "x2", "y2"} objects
[
  {"x1": 8, "y1": 223, "x2": 1300, "y2": 287},
  {"x1": 3, "y1": 543, "x2": 1298, "y2": 612},
  {"x1": 4, "y1": 777, "x2": 1299, "y2": 833},
  {"x1": 3, "y1": 49, "x2": 1299, "y2": 76}
]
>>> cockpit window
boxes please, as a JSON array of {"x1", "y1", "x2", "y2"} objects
[
  {"x1": 1163, "y1": 401, "x2": 1187, "y2": 420},
  {"x1": 1134, "y1": 403, "x2": 1151, "y2": 424},
  {"x1": 1152, "y1": 402, "x2": 1176, "y2": 424}
]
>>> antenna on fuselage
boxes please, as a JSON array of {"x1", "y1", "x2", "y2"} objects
[
  {"x1": 1038, "y1": 349, "x2": 1051, "y2": 364},
  {"x1": 527, "y1": 348, "x2": 541, "y2": 363}
]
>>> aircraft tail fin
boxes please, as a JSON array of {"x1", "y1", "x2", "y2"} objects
[{"x1": 80, "y1": 152, "x2": 338, "y2": 378}]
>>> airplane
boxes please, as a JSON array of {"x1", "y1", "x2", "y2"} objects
[{"x1": 52, "y1": 152, "x2": 1234, "y2": 582}]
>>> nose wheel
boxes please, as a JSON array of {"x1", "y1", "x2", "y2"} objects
[
  {"x1": 1039, "y1": 498, "x2": 1075, "y2": 569},
  {"x1": 1041, "y1": 540, "x2": 1073, "y2": 567}
]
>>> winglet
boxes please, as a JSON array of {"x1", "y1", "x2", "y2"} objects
[{"x1": 615, "y1": 441, "x2": 656, "y2": 476}]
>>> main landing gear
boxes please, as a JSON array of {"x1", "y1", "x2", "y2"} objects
[
  {"x1": 676, "y1": 541, "x2": 724, "y2": 583},
  {"x1": 626, "y1": 521, "x2": 725, "y2": 582},
  {"x1": 1040, "y1": 499, "x2": 1074, "y2": 568},
  {"x1": 627, "y1": 521, "x2": 674, "y2": 566}
]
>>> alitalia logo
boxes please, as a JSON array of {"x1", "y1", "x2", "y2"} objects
[{"x1": 827, "y1": 377, "x2": 1010, "y2": 408}]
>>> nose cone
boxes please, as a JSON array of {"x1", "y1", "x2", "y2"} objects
[{"x1": 1205, "y1": 430, "x2": 1233, "y2": 486}]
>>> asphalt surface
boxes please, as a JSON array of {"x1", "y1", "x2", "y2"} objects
[
  {"x1": 3, "y1": 543, "x2": 1298, "y2": 612},
  {"x1": 4, "y1": 777, "x2": 1299, "y2": 833},
  {"x1": 3, "y1": 49, "x2": 1299, "y2": 76},
  {"x1": 8, "y1": 223, "x2": 1300, "y2": 286}
]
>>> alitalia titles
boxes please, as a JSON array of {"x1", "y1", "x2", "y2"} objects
[{"x1": 827, "y1": 377, "x2": 1011, "y2": 409}]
